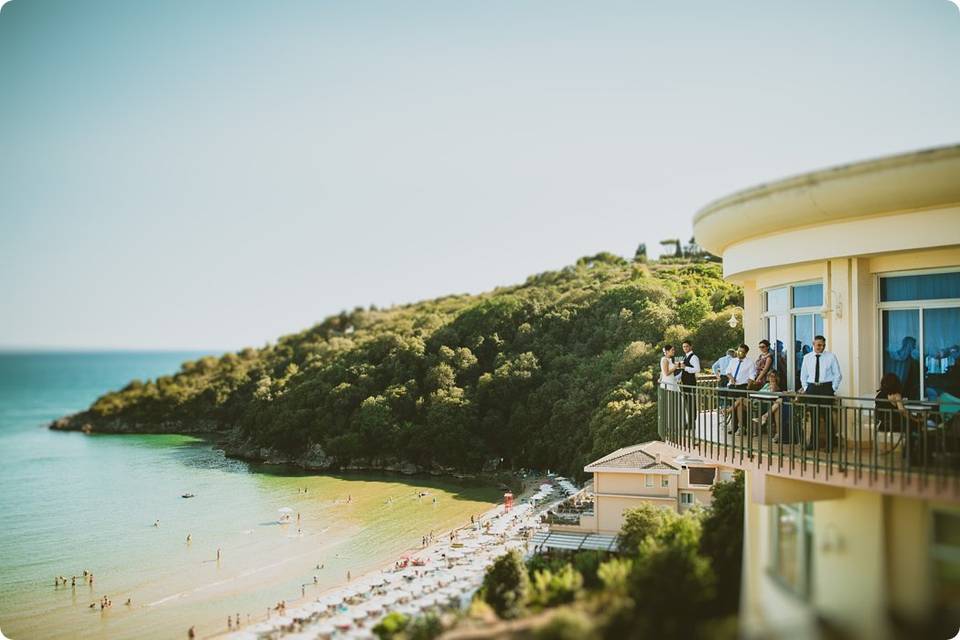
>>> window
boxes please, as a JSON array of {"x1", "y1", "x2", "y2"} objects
[
  {"x1": 879, "y1": 271, "x2": 960, "y2": 401},
  {"x1": 762, "y1": 282, "x2": 825, "y2": 391},
  {"x1": 661, "y1": 476, "x2": 670, "y2": 488},
  {"x1": 680, "y1": 492, "x2": 694, "y2": 505},
  {"x1": 931, "y1": 510, "x2": 960, "y2": 615},
  {"x1": 769, "y1": 503, "x2": 814, "y2": 599},
  {"x1": 645, "y1": 476, "x2": 654, "y2": 488},
  {"x1": 689, "y1": 467, "x2": 716, "y2": 485}
]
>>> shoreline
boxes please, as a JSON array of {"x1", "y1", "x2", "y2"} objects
[{"x1": 215, "y1": 475, "x2": 550, "y2": 640}]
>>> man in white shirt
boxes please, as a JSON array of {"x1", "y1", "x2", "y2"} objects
[
  {"x1": 712, "y1": 349, "x2": 736, "y2": 389},
  {"x1": 799, "y1": 335, "x2": 842, "y2": 449},
  {"x1": 679, "y1": 340, "x2": 701, "y2": 431},
  {"x1": 725, "y1": 344, "x2": 757, "y2": 434}
]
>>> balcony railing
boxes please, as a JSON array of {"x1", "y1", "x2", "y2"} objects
[{"x1": 658, "y1": 382, "x2": 960, "y2": 498}]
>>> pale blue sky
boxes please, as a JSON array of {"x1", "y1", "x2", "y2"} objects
[{"x1": 1, "y1": 0, "x2": 958, "y2": 350}]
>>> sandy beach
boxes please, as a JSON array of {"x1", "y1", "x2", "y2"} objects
[{"x1": 221, "y1": 476, "x2": 571, "y2": 640}]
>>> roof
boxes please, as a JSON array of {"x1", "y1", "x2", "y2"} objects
[
  {"x1": 532, "y1": 531, "x2": 620, "y2": 552},
  {"x1": 584, "y1": 441, "x2": 682, "y2": 473},
  {"x1": 692, "y1": 143, "x2": 960, "y2": 259}
]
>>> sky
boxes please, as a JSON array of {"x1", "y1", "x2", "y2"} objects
[{"x1": 1, "y1": 0, "x2": 958, "y2": 350}]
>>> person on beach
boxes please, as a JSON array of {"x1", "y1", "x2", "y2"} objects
[
  {"x1": 125, "y1": 598, "x2": 132, "y2": 606},
  {"x1": 71, "y1": 576, "x2": 76, "y2": 587},
  {"x1": 217, "y1": 548, "x2": 221, "y2": 561},
  {"x1": 89, "y1": 573, "x2": 94, "y2": 585},
  {"x1": 313, "y1": 576, "x2": 318, "y2": 585},
  {"x1": 347, "y1": 570, "x2": 351, "y2": 581},
  {"x1": 188, "y1": 626, "x2": 196, "y2": 639},
  {"x1": 227, "y1": 615, "x2": 232, "y2": 630},
  {"x1": 186, "y1": 534, "x2": 191, "y2": 543},
  {"x1": 236, "y1": 612, "x2": 240, "y2": 627}
]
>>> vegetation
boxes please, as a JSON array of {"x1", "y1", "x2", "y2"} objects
[
  {"x1": 481, "y1": 549, "x2": 530, "y2": 620},
  {"x1": 434, "y1": 473, "x2": 744, "y2": 640},
  {"x1": 62, "y1": 255, "x2": 741, "y2": 478}
]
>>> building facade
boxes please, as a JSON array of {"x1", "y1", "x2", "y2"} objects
[
  {"x1": 551, "y1": 440, "x2": 735, "y2": 535},
  {"x1": 662, "y1": 144, "x2": 960, "y2": 639}
]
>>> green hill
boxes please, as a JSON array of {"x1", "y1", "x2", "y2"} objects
[{"x1": 51, "y1": 254, "x2": 742, "y2": 478}]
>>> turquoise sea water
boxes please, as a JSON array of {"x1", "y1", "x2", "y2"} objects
[{"x1": 0, "y1": 352, "x2": 498, "y2": 640}]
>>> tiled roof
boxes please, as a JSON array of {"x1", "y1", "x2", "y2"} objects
[{"x1": 584, "y1": 442, "x2": 680, "y2": 471}]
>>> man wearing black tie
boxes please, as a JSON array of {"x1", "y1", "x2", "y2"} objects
[
  {"x1": 799, "y1": 335, "x2": 843, "y2": 449},
  {"x1": 679, "y1": 340, "x2": 701, "y2": 431}
]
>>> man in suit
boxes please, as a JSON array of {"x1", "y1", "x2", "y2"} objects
[
  {"x1": 679, "y1": 340, "x2": 701, "y2": 431},
  {"x1": 799, "y1": 335, "x2": 843, "y2": 450}
]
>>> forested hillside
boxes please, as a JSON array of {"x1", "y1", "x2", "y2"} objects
[{"x1": 53, "y1": 254, "x2": 742, "y2": 477}]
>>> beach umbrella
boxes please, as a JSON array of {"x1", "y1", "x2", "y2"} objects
[
  {"x1": 314, "y1": 622, "x2": 336, "y2": 638},
  {"x1": 278, "y1": 507, "x2": 294, "y2": 513},
  {"x1": 332, "y1": 615, "x2": 353, "y2": 630},
  {"x1": 350, "y1": 609, "x2": 368, "y2": 621}
]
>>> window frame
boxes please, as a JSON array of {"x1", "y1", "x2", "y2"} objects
[
  {"x1": 645, "y1": 475, "x2": 655, "y2": 488},
  {"x1": 761, "y1": 280, "x2": 826, "y2": 390},
  {"x1": 767, "y1": 502, "x2": 815, "y2": 600},
  {"x1": 876, "y1": 268, "x2": 960, "y2": 399},
  {"x1": 680, "y1": 492, "x2": 694, "y2": 505},
  {"x1": 661, "y1": 476, "x2": 670, "y2": 488}
]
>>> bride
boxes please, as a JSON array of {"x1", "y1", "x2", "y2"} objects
[{"x1": 660, "y1": 345, "x2": 680, "y2": 390}]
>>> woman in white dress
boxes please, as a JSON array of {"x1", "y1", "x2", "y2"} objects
[{"x1": 660, "y1": 345, "x2": 680, "y2": 390}]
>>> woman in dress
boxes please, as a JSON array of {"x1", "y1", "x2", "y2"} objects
[{"x1": 660, "y1": 345, "x2": 680, "y2": 390}]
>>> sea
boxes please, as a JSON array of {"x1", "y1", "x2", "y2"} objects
[{"x1": 0, "y1": 352, "x2": 498, "y2": 640}]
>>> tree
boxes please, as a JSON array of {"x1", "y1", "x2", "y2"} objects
[
  {"x1": 633, "y1": 243, "x2": 647, "y2": 263},
  {"x1": 699, "y1": 471, "x2": 744, "y2": 615},
  {"x1": 482, "y1": 550, "x2": 530, "y2": 619}
]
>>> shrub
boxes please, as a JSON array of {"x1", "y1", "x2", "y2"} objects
[
  {"x1": 481, "y1": 550, "x2": 530, "y2": 619},
  {"x1": 373, "y1": 612, "x2": 409, "y2": 639},
  {"x1": 529, "y1": 564, "x2": 583, "y2": 608},
  {"x1": 534, "y1": 608, "x2": 597, "y2": 640}
]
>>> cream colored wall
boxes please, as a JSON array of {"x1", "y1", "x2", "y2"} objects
[
  {"x1": 596, "y1": 471, "x2": 673, "y2": 497},
  {"x1": 885, "y1": 495, "x2": 931, "y2": 624},
  {"x1": 721, "y1": 206, "x2": 960, "y2": 280},
  {"x1": 595, "y1": 494, "x2": 677, "y2": 533},
  {"x1": 810, "y1": 489, "x2": 888, "y2": 639}
]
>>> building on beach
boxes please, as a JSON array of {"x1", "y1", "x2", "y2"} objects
[
  {"x1": 547, "y1": 440, "x2": 735, "y2": 535},
  {"x1": 659, "y1": 144, "x2": 960, "y2": 639}
]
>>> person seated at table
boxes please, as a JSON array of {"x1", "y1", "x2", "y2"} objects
[
  {"x1": 875, "y1": 373, "x2": 913, "y2": 433},
  {"x1": 753, "y1": 371, "x2": 795, "y2": 442}
]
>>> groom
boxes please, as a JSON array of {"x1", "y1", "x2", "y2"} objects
[{"x1": 679, "y1": 340, "x2": 701, "y2": 431}]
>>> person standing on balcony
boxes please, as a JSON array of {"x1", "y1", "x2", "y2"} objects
[
  {"x1": 712, "y1": 349, "x2": 736, "y2": 388},
  {"x1": 679, "y1": 340, "x2": 701, "y2": 431},
  {"x1": 660, "y1": 345, "x2": 681, "y2": 434},
  {"x1": 752, "y1": 340, "x2": 774, "y2": 390},
  {"x1": 659, "y1": 345, "x2": 680, "y2": 391},
  {"x1": 726, "y1": 344, "x2": 757, "y2": 434},
  {"x1": 799, "y1": 335, "x2": 842, "y2": 449}
]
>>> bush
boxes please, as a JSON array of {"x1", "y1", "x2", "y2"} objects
[
  {"x1": 373, "y1": 612, "x2": 409, "y2": 639},
  {"x1": 481, "y1": 550, "x2": 530, "y2": 619},
  {"x1": 596, "y1": 557, "x2": 633, "y2": 595},
  {"x1": 534, "y1": 608, "x2": 597, "y2": 640},
  {"x1": 529, "y1": 564, "x2": 584, "y2": 609}
]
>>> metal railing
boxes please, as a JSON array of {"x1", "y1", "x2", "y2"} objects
[{"x1": 657, "y1": 381, "x2": 960, "y2": 496}]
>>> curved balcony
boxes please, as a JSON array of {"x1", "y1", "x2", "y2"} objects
[{"x1": 657, "y1": 382, "x2": 960, "y2": 501}]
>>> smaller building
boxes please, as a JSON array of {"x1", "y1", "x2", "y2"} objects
[{"x1": 550, "y1": 441, "x2": 735, "y2": 535}]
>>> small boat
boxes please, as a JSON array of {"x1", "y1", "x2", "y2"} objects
[{"x1": 181, "y1": 493, "x2": 195, "y2": 499}]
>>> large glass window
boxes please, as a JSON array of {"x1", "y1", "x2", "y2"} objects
[
  {"x1": 762, "y1": 282, "x2": 825, "y2": 390},
  {"x1": 769, "y1": 503, "x2": 814, "y2": 598},
  {"x1": 879, "y1": 271, "x2": 960, "y2": 402},
  {"x1": 880, "y1": 272, "x2": 960, "y2": 302},
  {"x1": 882, "y1": 310, "x2": 920, "y2": 400},
  {"x1": 793, "y1": 283, "x2": 824, "y2": 308}
]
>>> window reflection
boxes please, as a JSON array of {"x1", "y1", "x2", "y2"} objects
[
  {"x1": 923, "y1": 308, "x2": 960, "y2": 402},
  {"x1": 882, "y1": 309, "x2": 920, "y2": 400},
  {"x1": 793, "y1": 283, "x2": 824, "y2": 308}
]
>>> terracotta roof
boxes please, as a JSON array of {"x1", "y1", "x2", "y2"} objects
[{"x1": 584, "y1": 442, "x2": 680, "y2": 471}]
